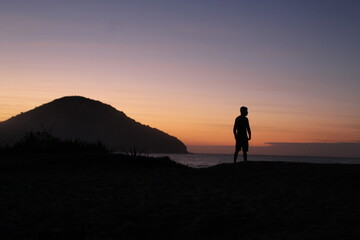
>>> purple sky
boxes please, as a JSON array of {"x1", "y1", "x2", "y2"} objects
[{"x1": 1, "y1": 0, "x2": 360, "y2": 156}]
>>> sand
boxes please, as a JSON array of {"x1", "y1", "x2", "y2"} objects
[{"x1": 1, "y1": 153, "x2": 360, "y2": 239}]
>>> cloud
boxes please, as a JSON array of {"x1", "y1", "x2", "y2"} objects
[{"x1": 254, "y1": 142, "x2": 360, "y2": 158}]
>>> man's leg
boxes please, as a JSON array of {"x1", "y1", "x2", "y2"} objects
[
  {"x1": 234, "y1": 150, "x2": 239, "y2": 163},
  {"x1": 243, "y1": 151, "x2": 247, "y2": 162},
  {"x1": 234, "y1": 140, "x2": 240, "y2": 163},
  {"x1": 243, "y1": 140, "x2": 249, "y2": 161}
]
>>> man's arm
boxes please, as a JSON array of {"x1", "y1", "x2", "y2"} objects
[
  {"x1": 233, "y1": 119, "x2": 237, "y2": 138},
  {"x1": 247, "y1": 119, "x2": 251, "y2": 140}
]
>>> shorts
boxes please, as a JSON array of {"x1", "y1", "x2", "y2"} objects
[{"x1": 235, "y1": 137, "x2": 249, "y2": 152}]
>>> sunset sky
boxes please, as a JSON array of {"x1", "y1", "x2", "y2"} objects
[{"x1": 1, "y1": 0, "x2": 360, "y2": 151}]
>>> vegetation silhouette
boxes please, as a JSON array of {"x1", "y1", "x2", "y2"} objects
[
  {"x1": 0, "y1": 131, "x2": 109, "y2": 154},
  {"x1": 120, "y1": 146, "x2": 149, "y2": 158}
]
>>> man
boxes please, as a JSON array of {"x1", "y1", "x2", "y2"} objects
[{"x1": 233, "y1": 106, "x2": 251, "y2": 163}]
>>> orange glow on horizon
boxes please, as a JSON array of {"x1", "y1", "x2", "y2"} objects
[{"x1": 1, "y1": 91, "x2": 359, "y2": 149}]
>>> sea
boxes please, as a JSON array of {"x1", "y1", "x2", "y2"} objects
[{"x1": 149, "y1": 153, "x2": 360, "y2": 168}]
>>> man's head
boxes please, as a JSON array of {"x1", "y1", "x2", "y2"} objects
[{"x1": 240, "y1": 106, "x2": 248, "y2": 116}]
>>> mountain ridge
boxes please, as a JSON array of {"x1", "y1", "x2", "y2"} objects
[{"x1": 0, "y1": 96, "x2": 188, "y2": 153}]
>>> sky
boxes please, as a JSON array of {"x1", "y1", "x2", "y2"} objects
[{"x1": 1, "y1": 0, "x2": 360, "y2": 155}]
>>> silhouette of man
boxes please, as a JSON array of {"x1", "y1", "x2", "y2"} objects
[{"x1": 233, "y1": 106, "x2": 251, "y2": 163}]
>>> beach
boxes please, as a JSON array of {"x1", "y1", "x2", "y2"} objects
[{"x1": 1, "y1": 154, "x2": 360, "y2": 239}]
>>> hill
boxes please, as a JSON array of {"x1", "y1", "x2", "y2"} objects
[{"x1": 0, "y1": 96, "x2": 188, "y2": 153}]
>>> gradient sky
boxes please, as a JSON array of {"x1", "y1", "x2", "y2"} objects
[{"x1": 1, "y1": 0, "x2": 360, "y2": 149}]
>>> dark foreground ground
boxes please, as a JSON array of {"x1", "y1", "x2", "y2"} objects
[{"x1": 1, "y1": 154, "x2": 360, "y2": 240}]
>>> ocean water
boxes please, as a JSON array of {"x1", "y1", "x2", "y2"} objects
[{"x1": 150, "y1": 153, "x2": 360, "y2": 168}]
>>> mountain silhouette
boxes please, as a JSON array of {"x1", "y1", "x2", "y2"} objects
[{"x1": 0, "y1": 96, "x2": 188, "y2": 153}]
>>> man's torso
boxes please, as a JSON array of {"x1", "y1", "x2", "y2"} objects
[{"x1": 235, "y1": 116, "x2": 248, "y2": 139}]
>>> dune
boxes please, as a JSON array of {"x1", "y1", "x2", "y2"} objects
[{"x1": 1, "y1": 154, "x2": 359, "y2": 239}]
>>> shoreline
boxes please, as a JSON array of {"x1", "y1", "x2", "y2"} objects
[{"x1": 150, "y1": 153, "x2": 360, "y2": 168}]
